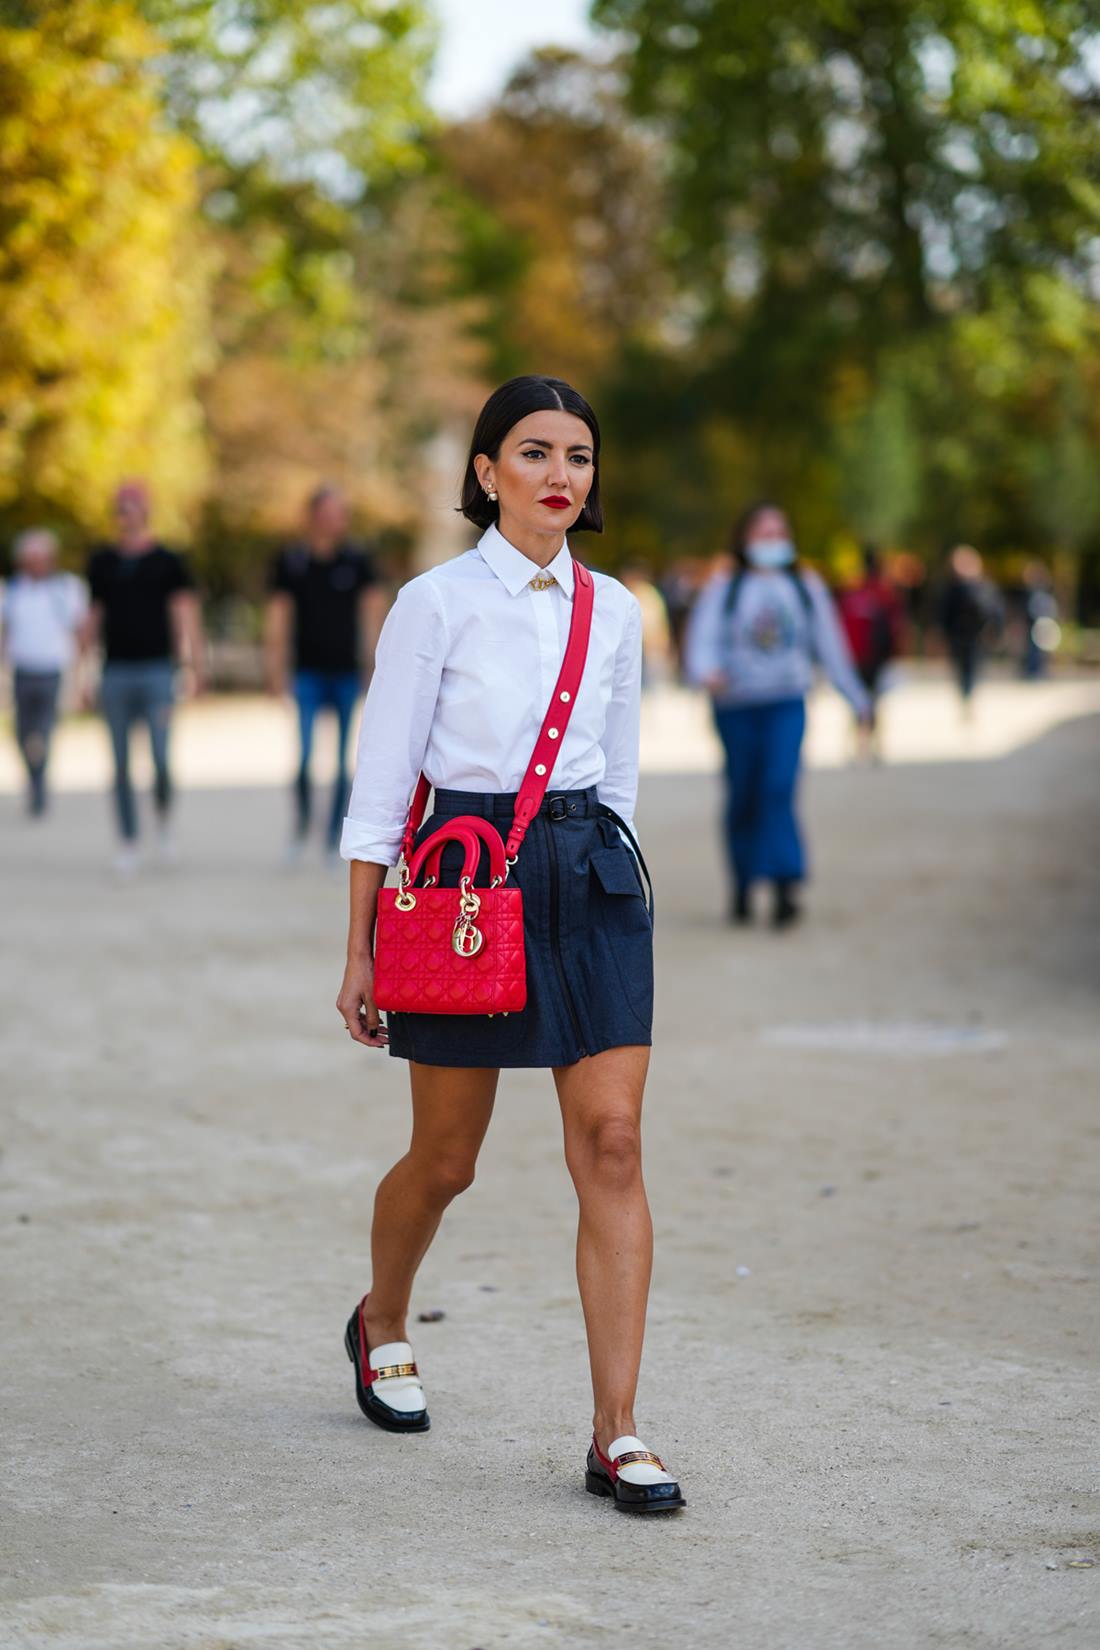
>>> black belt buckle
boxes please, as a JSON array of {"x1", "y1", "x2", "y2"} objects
[{"x1": 548, "y1": 795, "x2": 568, "y2": 821}]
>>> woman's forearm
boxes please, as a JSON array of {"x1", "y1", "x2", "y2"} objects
[{"x1": 347, "y1": 858, "x2": 388, "y2": 960}]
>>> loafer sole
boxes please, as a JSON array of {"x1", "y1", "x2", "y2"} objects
[{"x1": 585, "y1": 1469, "x2": 685, "y2": 1512}]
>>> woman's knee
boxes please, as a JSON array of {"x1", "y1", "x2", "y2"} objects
[
  {"x1": 411, "y1": 1149, "x2": 478, "y2": 1203},
  {"x1": 568, "y1": 1113, "x2": 643, "y2": 1193}
]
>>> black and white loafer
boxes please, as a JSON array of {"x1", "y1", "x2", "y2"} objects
[
  {"x1": 344, "y1": 1298, "x2": 430, "y2": 1433},
  {"x1": 585, "y1": 1434, "x2": 685, "y2": 1513}
]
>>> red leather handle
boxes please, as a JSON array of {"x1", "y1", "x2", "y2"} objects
[
  {"x1": 417, "y1": 815, "x2": 507, "y2": 885},
  {"x1": 406, "y1": 823, "x2": 482, "y2": 889},
  {"x1": 397, "y1": 558, "x2": 595, "y2": 872}
]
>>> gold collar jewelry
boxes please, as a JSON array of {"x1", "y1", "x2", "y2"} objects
[{"x1": 529, "y1": 572, "x2": 558, "y2": 591}]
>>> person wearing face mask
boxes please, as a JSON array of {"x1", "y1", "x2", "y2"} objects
[{"x1": 684, "y1": 501, "x2": 870, "y2": 927}]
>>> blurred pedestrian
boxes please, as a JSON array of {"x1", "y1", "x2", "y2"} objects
[
  {"x1": 620, "y1": 563, "x2": 673, "y2": 688},
  {"x1": 82, "y1": 482, "x2": 205, "y2": 874},
  {"x1": 0, "y1": 529, "x2": 87, "y2": 816},
  {"x1": 938, "y1": 545, "x2": 1001, "y2": 712},
  {"x1": 1015, "y1": 561, "x2": 1059, "y2": 680},
  {"x1": 684, "y1": 501, "x2": 870, "y2": 928},
  {"x1": 836, "y1": 546, "x2": 906, "y2": 761},
  {"x1": 265, "y1": 485, "x2": 385, "y2": 864}
]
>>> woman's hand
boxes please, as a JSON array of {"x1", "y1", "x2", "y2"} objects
[{"x1": 337, "y1": 954, "x2": 389, "y2": 1049}]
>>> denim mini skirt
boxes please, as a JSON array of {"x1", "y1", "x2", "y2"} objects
[{"x1": 385, "y1": 785, "x2": 654, "y2": 1068}]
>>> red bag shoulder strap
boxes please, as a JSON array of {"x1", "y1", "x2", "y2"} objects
[
  {"x1": 505, "y1": 559, "x2": 593, "y2": 858},
  {"x1": 398, "y1": 557, "x2": 595, "y2": 866}
]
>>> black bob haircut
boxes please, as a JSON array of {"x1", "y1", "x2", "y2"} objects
[{"x1": 459, "y1": 375, "x2": 603, "y2": 533}]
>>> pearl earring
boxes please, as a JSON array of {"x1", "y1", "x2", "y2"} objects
[{"x1": 485, "y1": 486, "x2": 498, "y2": 502}]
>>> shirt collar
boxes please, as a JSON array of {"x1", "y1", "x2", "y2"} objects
[{"x1": 477, "y1": 524, "x2": 575, "y2": 600}]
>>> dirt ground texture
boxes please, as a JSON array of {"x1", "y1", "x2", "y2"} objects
[{"x1": 2, "y1": 676, "x2": 1099, "y2": 1650}]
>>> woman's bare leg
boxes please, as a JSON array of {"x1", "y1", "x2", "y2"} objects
[
  {"x1": 554, "y1": 1046, "x2": 652, "y2": 1456},
  {"x1": 361, "y1": 1063, "x2": 498, "y2": 1347}
]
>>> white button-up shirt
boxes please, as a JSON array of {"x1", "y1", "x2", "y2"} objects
[
  {"x1": 340, "y1": 525, "x2": 643, "y2": 866},
  {"x1": 0, "y1": 574, "x2": 87, "y2": 671}
]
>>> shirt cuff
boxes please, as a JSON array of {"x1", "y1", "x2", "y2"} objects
[{"x1": 339, "y1": 817, "x2": 402, "y2": 867}]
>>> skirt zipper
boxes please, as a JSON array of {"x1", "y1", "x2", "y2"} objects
[{"x1": 547, "y1": 823, "x2": 586, "y2": 1058}]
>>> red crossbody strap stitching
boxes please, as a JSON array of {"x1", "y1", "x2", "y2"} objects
[
  {"x1": 396, "y1": 558, "x2": 595, "y2": 868},
  {"x1": 505, "y1": 560, "x2": 594, "y2": 860}
]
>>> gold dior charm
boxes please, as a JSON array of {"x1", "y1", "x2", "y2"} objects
[
  {"x1": 452, "y1": 880, "x2": 484, "y2": 957},
  {"x1": 529, "y1": 572, "x2": 557, "y2": 591}
]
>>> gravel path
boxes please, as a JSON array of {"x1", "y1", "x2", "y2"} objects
[{"x1": 2, "y1": 683, "x2": 1098, "y2": 1648}]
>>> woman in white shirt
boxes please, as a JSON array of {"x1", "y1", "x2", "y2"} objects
[{"x1": 336, "y1": 376, "x2": 684, "y2": 1513}]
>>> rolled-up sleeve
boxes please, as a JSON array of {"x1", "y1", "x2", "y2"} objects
[
  {"x1": 340, "y1": 577, "x2": 447, "y2": 865},
  {"x1": 682, "y1": 574, "x2": 727, "y2": 686},
  {"x1": 806, "y1": 572, "x2": 871, "y2": 716},
  {"x1": 598, "y1": 595, "x2": 642, "y2": 832}
]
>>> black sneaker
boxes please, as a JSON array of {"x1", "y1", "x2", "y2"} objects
[{"x1": 772, "y1": 881, "x2": 801, "y2": 929}]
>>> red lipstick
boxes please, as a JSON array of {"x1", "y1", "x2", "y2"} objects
[{"x1": 540, "y1": 495, "x2": 571, "y2": 509}]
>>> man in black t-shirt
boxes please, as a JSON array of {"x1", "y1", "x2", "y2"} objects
[
  {"x1": 265, "y1": 485, "x2": 385, "y2": 859},
  {"x1": 938, "y1": 544, "x2": 1002, "y2": 712},
  {"x1": 83, "y1": 481, "x2": 205, "y2": 873}
]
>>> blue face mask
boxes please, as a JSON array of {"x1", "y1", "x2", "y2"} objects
[{"x1": 746, "y1": 539, "x2": 796, "y2": 570}]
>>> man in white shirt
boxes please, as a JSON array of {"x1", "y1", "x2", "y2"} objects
[{"x1": 1, "y1": 528, "x2": 88, "y2": 815}]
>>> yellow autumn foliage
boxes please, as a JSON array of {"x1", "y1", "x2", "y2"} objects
[{"x1": 0, "y1": 1, "x2": 212, "y2": 538}]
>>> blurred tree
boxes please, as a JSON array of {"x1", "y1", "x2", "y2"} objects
[
  {"x1": 0, "y1": 1, "x2": 211, "y2": 545},
  {"x1": 592, "y1": 0, "x2": 1100, "y2": 569},
  {"x1": 442, "y1": 49, "x2": 669, "y2": 388},
  {"x1": 593, "y1": 0, "x2": 1100, "y2": 333},
  {"x1": 140, "y1": 0, "x2": 436, "y2": 196},
  {"x1": 197, "y1": 176, "x2": 483, "y2": 594},
  {"x1": 130, "y1": 0, "x2": 446, "y2": 590},
  {"x1": 1026, "y1": 366, "x2": 1100, "y2": 561},
  {"x1": 440, "y1": 48, "x2": 682, "y2": 567},
  {"x1": 833, "y1": 368, "x2": 922, "y2": 547}
]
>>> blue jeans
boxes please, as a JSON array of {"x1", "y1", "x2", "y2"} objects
[
  {"x1": 950, "y1": 640, "x2": 981, "y2": 700},
  {"x1": 712, "y1": 698, "x2": 807, "y2": 887},
  {"x1": 100, "y1": 660, "x2": 175, "y2": 841},
  {"x1": 293, "y1": 670, "x2": 360, "y2": 846},
  {"x1": 13, "y1": 668, "x2": 61, "y2": 815}
]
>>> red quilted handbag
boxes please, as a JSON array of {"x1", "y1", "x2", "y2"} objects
[{"x1": 373, "y1": 559, "x2": 594, "y2": 1016}]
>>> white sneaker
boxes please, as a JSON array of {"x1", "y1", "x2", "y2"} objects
[{"x1": 112, "y1": 844, "x2": 141, "y2": 878}]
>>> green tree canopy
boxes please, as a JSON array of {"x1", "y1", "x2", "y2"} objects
[
  {"x1": 139, "y1": 0, "x2": 437, "y2": 195},
  {"x1": 442, "y1": 49, "x2": 669, "y2": 387},
  {"x1": 593, "y1": 0, "x2": 1100, "y2": 335},
  {"x1": 590, "y1": 0, "x2": 1100, "y2": 570}
]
